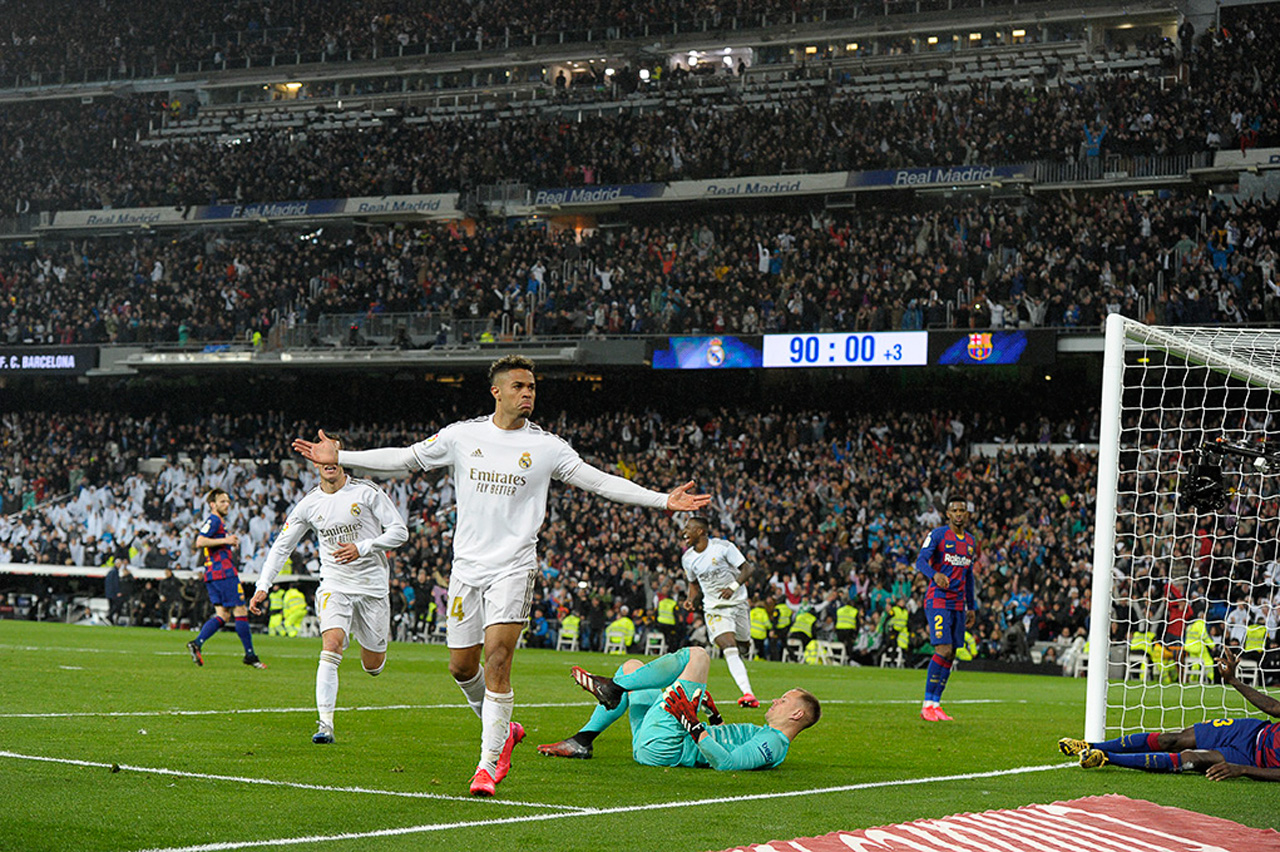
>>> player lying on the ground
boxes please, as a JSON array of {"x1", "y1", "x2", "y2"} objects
[
  {"x1": 537, "y1": 646, "x2": 819, "y2": 771},
  {"x1": 1059, "y1": 649, "x2": 1280, "y2": 781}
]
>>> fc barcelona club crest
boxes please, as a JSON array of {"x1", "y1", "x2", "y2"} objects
[
  {"x1": 518, "y1": 452, "x2": 532, "y2": 469},
  {"x1": 967, "y1": 332, "x2": 993, "y2": 361}
]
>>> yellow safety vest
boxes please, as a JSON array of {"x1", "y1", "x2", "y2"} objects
[
  {"x1": 804, "y1": 639, "x2": 821, "y2": 664},
  {"x1": 1245, "y1": 624, "x2": 1267, "y2": 653},
  {"x1": 956, "y1": 631, "x2": 977, "y2": 661},
  {"x1": 657, "y1": 598, "x2": 678, "y2": 626},
  {"x1": 560, "y1": 613, "x2": 581, "y2": 640},
  {"x1": 749, "y1": 606, "x2": 771, "y2": 640},
  {"x1": 836, "y1": 604, "x2": 858, "y2": 630},
  {"x1": 268, "y1": 589, "x2": 286, "y2": 635},
  {"x1": 606, "y1": 617, "x2": 635, "y2": 650},
  {"x1": 774, "y1": 603, "x2": 793, "y2": 631},
  {"x1": 890, "y1": 606, "x2": 909, "y2": 649},
  {"x1": 1184, "y1": 619, "x2": 1213, "y2": 660},
  {"x1": 790, "y1": 611, "x2": 817, "y2": 641}
]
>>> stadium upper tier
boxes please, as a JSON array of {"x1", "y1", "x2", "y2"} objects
[
  {"x1": 2, "y1": 27, "x2": 1269, "y2": 216},
  {"x1": 1, "y1": 189, "x2": 1273, "y2": 347},
  {"x1": 2, "y1": 4, "x2": 1276, "y2": 218},
  {"x1": 0, "y1": 0, "x2": 1174, "y2": 88}
]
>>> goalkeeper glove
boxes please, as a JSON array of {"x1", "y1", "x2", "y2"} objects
[
  {"x1": 663, "y1": 685, "x2": 706, "y2": 740},
  {"x1": 701, "y1": 687, "x2": 723, "y2": 726}
]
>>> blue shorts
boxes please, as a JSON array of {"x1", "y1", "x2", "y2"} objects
[
  {"x1": 206, "y1": 576, "x2": 246, "y2": 609},
  {"x1": 1193, "y1": 718, "x2": 1266, "y2": 766},
  {"x1": 926, "y1": 606, "x2": 965, "y2": 648}
]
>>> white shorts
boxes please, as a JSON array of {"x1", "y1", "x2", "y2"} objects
[
  {"x1": 446, "y1": 570, "x2": 536, "y2": 649},
  {"x1": 704, "y1": 602, "x2": 750, "y2": 644},
  {"x1": 316, "y1": 587, "x2": 390, "y2": 653}
]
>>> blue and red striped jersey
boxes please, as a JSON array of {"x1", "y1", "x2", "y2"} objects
[
  {"x1": 915, "y1": 526, "x2": 977, "y2": 611},
  {"x1": 199, "y1": 513, "x2": 237, "y2": 583},
  {"x1": 1256, "y1": 721, "x2": 1280, "y2": 768}
]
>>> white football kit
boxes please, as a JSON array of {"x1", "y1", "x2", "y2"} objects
[
  {"x1": 683, "y1": 537, "x2": 750, "y2": 642},
  {"x1": 257, "y1": 476, "x2": 408, "y2": 651},
  {"x1": 338, "y1": 415, "x2": 669, "y2": 647}
]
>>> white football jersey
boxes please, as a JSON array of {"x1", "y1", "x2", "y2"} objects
[
  {"x1": 408, "y1": 417, "x2": 588, "y2": 586},
  {"x1": 683, "y1": 538, "x2": 748, "y2": 609},
  {"x1": 257, "y1": 477, "x2": 408, "y2": 596}
]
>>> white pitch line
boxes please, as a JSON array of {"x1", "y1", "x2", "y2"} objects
[
  {"x1": 0, "y1": 697, "x2": 1019, "y2": 720},
  {"x1": 0, "y1": 750, "x2": 586, "y2": 811},
  {"x1": 126, "y1": 763, "x2": 1075, "y2": 852}
]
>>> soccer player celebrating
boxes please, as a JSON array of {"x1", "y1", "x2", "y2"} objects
[
  {"x1": 249, "y1": 439, "x2": 408, "y2": 745},
  {"x1": 1060, "y1": 648, "x2": 1280, "y2": 780},
  {"x1": 291, "y1": 355, "x2": 710, "y2": 796},
  {"x1": 537, "y1": 646, "x2": 819, "y2": 770},
  {"x1": 680, "y1": 515, "x2": 760, "y2": 707},
  {"x1": 914, "y1": 496, "x2": 978, "y2": 721},
  {"x1": 187, "y1": 488, "x2": 265, "y2": 668}
]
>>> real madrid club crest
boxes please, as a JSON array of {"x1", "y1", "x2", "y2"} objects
[
  {"x1": 706, "y1": 337, "x2": 726, "y2": 368},
  {"x1": 350, "y1": 503, "x2": 362, "y2": 516},
  {"x1": 966, "y1": 332, "x2": 993, "y2": 362},
  {"x1": 518, "y1": 452, "x2": 532, "y2": 470}
]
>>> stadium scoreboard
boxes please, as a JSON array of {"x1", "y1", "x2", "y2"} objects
[
  {"x1": 762, "y1": 332, "x2": 927, "y2": 368},
  {"x1": 651, "y1": 330, "x2": 1055, "y2": 370}
]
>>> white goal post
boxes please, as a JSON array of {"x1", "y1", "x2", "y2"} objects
[{"x1": 1085, "y1": 314, "x2": 1280, "y2": 740}]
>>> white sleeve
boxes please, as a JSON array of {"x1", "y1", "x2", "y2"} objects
[
  {"x1": 725, "y1": 541, "x2": 747, "y2": 569},
  {"x1": 559, "y1": 460, "x2": 668, "y2": 509},
  {"x1": 338, "y1": 446, "x2": 422, "y2": 475},
  {"x1": 256, "y1": 508, "x2": 311, "y2": 593},
  {"x1": 356, "y1": 488, "x2": 410, "y2": 557}
]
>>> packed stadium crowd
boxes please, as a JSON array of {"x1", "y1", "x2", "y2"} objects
[
  {"x1": 7, "y1": 16, "x2": 1279, "y2": 218},
  {"x1": 3, "y1": 188, "x2": 1277, "y2": 346},
  {"x1": 2, "y1": 401, "x2": 1277, "y2": 676},
  {"x1": 0, "y1": 0, "x2": 1132, "y2": 86}
]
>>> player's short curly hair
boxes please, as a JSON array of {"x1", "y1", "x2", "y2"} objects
[{"x1": 489, "y1": 354, "x2": 536, "y2": 385}]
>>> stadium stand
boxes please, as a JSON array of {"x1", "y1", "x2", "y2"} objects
[{"x1": 1, "y1": 0, "x2": 1279, "y2": 688}]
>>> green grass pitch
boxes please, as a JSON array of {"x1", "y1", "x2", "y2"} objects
[{"x1": 1, "y1": 620, "x2": 1275, "y2": 852}]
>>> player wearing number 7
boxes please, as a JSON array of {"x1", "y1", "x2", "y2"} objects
[
  {"x1": 250, "y1": 436, "x2": 408, "y2": 745},
  {"x1": 291, "y1": 354, "x2": 711, "y2": 796},
  {"x1": 914, "y1": 496, "x2": 979, "y2": 722}
]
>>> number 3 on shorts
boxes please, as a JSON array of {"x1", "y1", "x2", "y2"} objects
[{"x1": 451, "y1": 596, "x2": 465, "y2": 621}]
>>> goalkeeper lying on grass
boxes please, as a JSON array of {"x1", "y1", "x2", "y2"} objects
[
  {"x1": 537, "y1": 646, "x2": 820, "y2": 770},
  {"x1": 1059, "y1": 648, "x2": 1280, "y2": 781}
]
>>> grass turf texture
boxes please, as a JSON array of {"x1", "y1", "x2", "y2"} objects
[{"x1": 2, "y1": 620, "x2": 1276, "y2": 852}]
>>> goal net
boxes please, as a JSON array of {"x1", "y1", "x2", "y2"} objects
[{"x1": 1084, "y1": 315, "x2": 1280, "y2": 740}]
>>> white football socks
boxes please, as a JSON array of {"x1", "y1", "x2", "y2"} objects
[
  {"x1": 457, "y1": 667, "x2": 486, "y2": 718},
  {"x1": 317, "y1": 650, "x2": 342, "y2": 727},
  {"x1": 479, "y1": 688, "x2": 514, "y2": 774},
  {"x1": 723, "y1": 646, "x2": 754, "y2": 697}
]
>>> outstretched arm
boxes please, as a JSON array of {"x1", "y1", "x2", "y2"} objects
[
  {"x1": 292, "y1": 429, "x2": 421, "y2": 475},
  {"x1": 1206, "y1": 762, "x2": 1280, "y2": 781},
  {"x1": 560, "y1": 461, "x2": 710, "y2": 512},
  {"x1": 1218, "y1": 648, "x2": 1280, "y2": 718}
]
